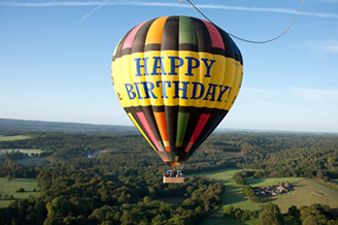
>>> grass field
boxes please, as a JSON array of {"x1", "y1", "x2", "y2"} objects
[
  {"x1": 196, "y1": 169, "x2": 338, "y2": 224},
  {"x1": 0, "y1": 177, "x2": 40, "y2": 208},
  {"x1": 197, "y1": 169, "x2": 260, "y2": 211},
  {"x1": 270, "y1": 179, "x2": 338, "y2": 212},
  {"x1": 246, "y1": 177, "x2": 302, "y2": 187},
  {"x1": 201, "y1": 215, "x2": 257, "y2": 225},
  {"x1": 0, "y1": 135, "x2": 32, "y2": 142},
  {"x1": 197, "y1": 169, "x2": 259, "y2": 225},
  {"x1": 0, "y1": 149, "x2": 43, "y2": 156}
]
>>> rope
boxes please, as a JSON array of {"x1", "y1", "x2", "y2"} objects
[{"x1": 185, "y1": 0, "x2": 304, "y2": 44}]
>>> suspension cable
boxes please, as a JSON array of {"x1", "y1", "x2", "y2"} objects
[{"x1": 185, "y1": 0, "x2": 304, "y2": 44}]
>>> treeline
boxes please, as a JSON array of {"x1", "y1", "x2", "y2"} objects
[
  {"x1": 1, "y1": 132, "x2": 337, "y2": 182},
  {"x1": 0, "y1": 133, "x2": 241, "y2": 177},
  {"x1": 224, "y1": 203, "x2": 338, "y2": 225},
  {"x1": 243, "y1": 144, "x2": 337, "y2": 179},
  {"x1": 232, "y1": 171, "x2": 261, "y2": 203},
  {"x1": 237, "y1": 134, "x2": 338, "y2": 181},
  {"x1": 0, "y1": 167, "x2": 224, "y2": 225},
  {"x1": 0, "y1": 133, "x2": 126, "y2": 152},
  {"x1": 0, "y1": 158, "x2": 39, "y2": 178}
]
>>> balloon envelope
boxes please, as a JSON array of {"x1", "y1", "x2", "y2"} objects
[{"x1": 112, "y1": 16, "x2": 243, "y2": 168}]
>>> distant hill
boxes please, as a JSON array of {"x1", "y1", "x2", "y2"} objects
[
  {"x1": 0, "y1": 118, "x2": 336, "y2": 137},
  {"x1": 0, "y1": 118, "x2": 138, "y2": 136}
]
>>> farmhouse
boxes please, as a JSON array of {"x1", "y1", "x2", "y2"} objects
[{"x1": 254, "y1": 183, "x2": 293, "y2": 197}]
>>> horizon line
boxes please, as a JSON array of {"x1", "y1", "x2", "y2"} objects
[{"x1": 1, "y1": 117, "x2": 337, "y2": 134}]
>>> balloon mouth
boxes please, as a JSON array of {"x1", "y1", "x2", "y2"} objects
[{"x1": 167, "y1": 161, "x2": 184, "y2": 169}]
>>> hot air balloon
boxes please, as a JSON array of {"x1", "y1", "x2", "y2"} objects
[{"x1": 111, "y1": 16, "x2": 243, "y2": 183}]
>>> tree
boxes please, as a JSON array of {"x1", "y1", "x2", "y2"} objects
[
  {"x1": 44, "y1": 196, "x2": 73, "y2": 225},
  {"x1": 302, "y1": 215, "x2": 327, "y2": 225},
  {"x1": 299, "y1": 204, "x2": 335, "y2": 225},
  {"x1": 224, "y1": 206, "x2": 235, "y2": 217},
  {"x1": 285, "y1": 205, "x2": 301, "y2": 225},
  {"x1": 43, "y1": 216, "x2": 64, "y2": 225},
  {"x1": 89, "y1": 205, "x2": 118, "y2": 224},
  {"x1": 101, "y1": 221, "x2": 114, "y2": 225},
  {"x1": 257, "y1": 204, "x2": 284, "y2": 225},
  {"x1": 63, "y1": 215, "x2": 88, "y2": 225},
  {"x1": 166, "y1": 215, "x2": 188, "y2": 225},
  {"x1": 120, "y1": 209, "x2": 141, "y2": 225},
  {"x1": 7, "y1": 174, "x2": 13, "y2": 181},
  {"x1": 16, "y1": 187, "x2": 26, "y2": 193},
  {"x1": 242, "y1": 185, "x2": 260, "y2": 203},
  {"x1": 233, "y1": 172, "x2": 245, "y2": 185},
  {"x1": 46, "y1": 197, "x2": 72, "y2": 217},
  {"x1": 288, "y1": 205, "x2": 300, "y2": 218},
  {"x1": 152, "y1": 214, "x2": 167, "y2": 225}
]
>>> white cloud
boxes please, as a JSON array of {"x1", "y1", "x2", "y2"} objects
[
  {"x1": 241, "y1": 88, "x2": 284, "y2": 96},
  {"x1": 292, "y1": 88, "x2": 338, "y2": 103},
  {"x1": 240, "y1": 88, "x2": 308, "y2": 113},
  {"x1": 243, "y1": 87, "x2": 338, "y2": 104},
  {"x1": 228, "y1": 87, "x2": 338, "y2": 132},
  {"x1": 1, "y1": 1, "x2": 338, "y2": 19},
  {"x1": 305, "y1": 41, "x2": 338, "y2": 55}
]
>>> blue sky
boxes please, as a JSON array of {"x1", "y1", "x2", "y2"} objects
[{"x1": 0, "y1": 0, "x2": 337, "y2": 132}]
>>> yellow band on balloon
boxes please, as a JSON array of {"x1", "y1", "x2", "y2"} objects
[{"x1": 112, "y1": 50, "x2": 242, "y2": 111}]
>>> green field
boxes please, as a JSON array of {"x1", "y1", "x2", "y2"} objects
[
  {"x1": 198, "y1": 169, "x2": 260, "y2": 211},
  {"x1": 0, "y1": 178, "x2": 40, "y2": 208},
  {"x1": 201, "y1": 215, "x2": 257, "y2": 225},
  {"x1": 196, "y1": 169, "x2": 338, "y2": 224},
  {"x1": 0, "y1": 149, "x2": 43, "y2": 156},
  {"x1": 270, "y1": 179, "x2": 338, "y2": 212},
  {"x1": 0, "y1": 135, "x2": 32, "y2": 142},
  {"x1": 197, "y1": 169, "x2": 258, "y2": 225},
  {"x1": 246, "y1": 177, "x2": 302, "y2": 187}
]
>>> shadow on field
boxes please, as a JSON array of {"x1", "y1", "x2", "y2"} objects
[
  {"x1": 246, "y1": 178, "x2": 265, "y2": 185},
  {"x1": 202, "y1": 216, "x2": 248, "y2": 225},
  {"x1": 260, "y1": 197, "x2": 276, "y2": 203},
  {"x1": 223, "y1": 185, "x2": 247, "y2": 204},
  {"x1": 294, "y1": 183, "x2": 304, "y2": 188},
  {"x1": 224, "y1": 217, "x2": 248, "y2": 225}
]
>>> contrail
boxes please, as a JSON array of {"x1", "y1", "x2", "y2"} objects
[
  {"x1": 1, "y1": 1, "x2": 338, "y2": 19},
  {"x1": 74, "y1": 0, "x2": 111, "y2": 25}
]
